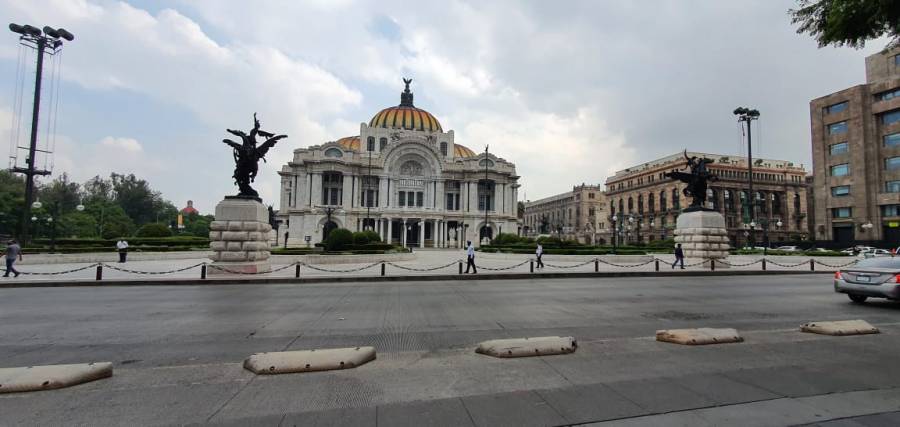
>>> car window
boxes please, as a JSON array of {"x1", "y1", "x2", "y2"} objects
[{"x1": 855, "y1": 258, "x2": 900, "y2": 268}]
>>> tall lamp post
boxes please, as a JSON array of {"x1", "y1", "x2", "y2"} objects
[
  {"x1": 734, "y1": 107, "x2": 760, "y2": 234},
  {"x1": 8, "y1": 23, "x2": 74, "y2": 244},
  {"x1": 611, "y1": 214, "x2": 618, "y2": 253}
]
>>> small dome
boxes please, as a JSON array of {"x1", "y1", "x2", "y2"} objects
[
  {"x1": 335, "y1": 136, "x2": 360, "y2": 151},
  {"x1": 454, "y1": 144, "x2": 476, "y2": 158},
  {"x1": 369, "y1": 78, "x2": 443, "y2": 133}
]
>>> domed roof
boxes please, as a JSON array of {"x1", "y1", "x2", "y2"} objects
[
  {"x1": 369, "y1": 79, "x2": 443, "y2": 133},
  {"x1": 454, "y1": 144, "x2": 476, "y2": 158},
  {"x1": 335, "y1": 135, "x2": 360, "y2": 151}
]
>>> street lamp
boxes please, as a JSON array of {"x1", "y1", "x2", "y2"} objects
[
  {"x1": 734, "y1": 107, "x2": 760, "y2": 233},
  {"x1": 611, "y1": 214, "x2": 618, "y2": 253}
]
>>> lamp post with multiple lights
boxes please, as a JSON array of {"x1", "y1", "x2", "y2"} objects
[{"x1": 733, "y1": 107, "x2": 760, "y2": 237}]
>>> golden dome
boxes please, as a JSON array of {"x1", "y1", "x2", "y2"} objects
[
  {"x1": 335, "y1": 136, "x2": 360, "y2": 151},
  {"x1": 369, "y1": 78, "x2": 443, "y2": 133},
  {"x1": 454, "y1": 144, "x2": 476, "y2": 158}
]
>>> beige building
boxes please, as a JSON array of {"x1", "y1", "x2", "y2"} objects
[
  {"x1": 604, "y1": 152, "x2": 809, "y2": 247},
  {"x1": 522, "y1": 184, "x2": 606, "y2": 244},
  {"x1": 810, "y1": 46, "x2": 900, "y2": 245}
]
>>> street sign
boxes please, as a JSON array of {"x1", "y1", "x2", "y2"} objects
[{"x1": 304, "y1": 235, "x2": 311, "y2": 242}]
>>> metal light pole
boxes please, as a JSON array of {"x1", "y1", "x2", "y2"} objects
[
  {"x1": 8, "y1": 23, "x2": 74, "y2": 243},
  {"x1": 611, "y1": 214, "x2": 618, "y2": 253},
  {"x1": 734, "y1": 107, "x2": 760, "y2": 234}
]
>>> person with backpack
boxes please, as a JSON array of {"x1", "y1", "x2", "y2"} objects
[{"x1": 4, "y1": 240, "x2": 22, "y2": 277}]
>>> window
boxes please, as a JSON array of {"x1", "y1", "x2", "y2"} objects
[
  {"x1": 877, "y1": 88, "x2": 900, "y2": 102},
  {"x1": 440, "y1": 142, "x2": 447, "y2": 156},
  {"x1": 322, "y1": 172, "x2": 343, "y2": 205},
  {"x1": 416, "y1": 192, "x2": 423, "y2": 207},
  {"x1": 886, "y1": 156, "x2": 900, "y2": 170},
  {"x1": 828, "y1": 121, "x2": 848, "y2": 135},
  {"x1": 829, "y1": 142, "x2": 848, "y2": 155},
  {"x1": 886, "y1": 181, "x2": 900, "y2": 193},
  {"x1": 832, "y1": 207, "x2": 852, "y2": 218},
  {"x1": 478, "y1": 180, "x2": 494, "y2": 211},
  {"x1": 885, "y1": 133, "x2": 900, "y2": 147},
  {"x1": 672, "y1": 188, "x2": 680, "y2": 210},
  {"x1": 324, "y1": 147, "x2": 343, "y2": 158},
  {"x1": 831, "y1": 185, "x2": 850, "y2": 196},
  {"x1": 379, "y1": 137, "x2": 387, "y2": 151},
  {"x1": 407, "y1": 192, "x2": 415, "y2": 207},
  {"x1": 830, "y1": 163, "x2": 849, "y2": 176},
  {"x1": 896, "y1": 54, "x2": 900, "y2": 66},
  {"x1": 659, "y1": 190, "x2": 666, "y2": 211},
  {"x1": 824, "y1": 101, "x2": 847, "y2": 114},
  {"x1": 648, "y1": 193, "x2": 655, "y2": 213},
  {"x1": 883, "y1": 110, "x2": 900, "y2": 126},
  {"x1": 883, "y1": 205, "x2": 900, "y2": 216},
  {"x1": 398, "y1": 191, "x2": 406, "y2": 207},
  {"x1": 366, "y1": 136, "x2": 375, "y2": 152},
  {"x1": 588, "y1": 193, "x2": 595, "y2": 199}
]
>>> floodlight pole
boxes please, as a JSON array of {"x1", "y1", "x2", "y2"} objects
[{"x1": 734, "y1": 107, "x2": 760, "y2": 245}]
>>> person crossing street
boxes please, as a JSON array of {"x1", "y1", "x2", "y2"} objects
[
  {"x1": 4, "y1": 240, "x2": 22, "y2": 278},
  {"x1": 535, "y1": 243, "x2": 545, "y2": 269},
  {"x1": 465, "y1": 240, "x2": 477, "y2": 274}
]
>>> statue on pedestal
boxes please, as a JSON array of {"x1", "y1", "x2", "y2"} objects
[
  {"x1": 222, "y1": 113, "x2": 287, "y2": 201},
  {"x1": 664, "y1": 150, "x2": 718, "y2": 212}
]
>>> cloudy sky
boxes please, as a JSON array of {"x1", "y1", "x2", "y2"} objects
[{"x1": 0, "y1": 0, "x2": 888, "y2": 212}]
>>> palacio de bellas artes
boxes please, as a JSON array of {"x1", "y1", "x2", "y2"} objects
[{"x1": 276, "y1": 79, "x2": 520, "y2": 248}]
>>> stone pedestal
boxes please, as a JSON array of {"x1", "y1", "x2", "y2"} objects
[
  {"x1": 674, "y1": 210, "x2": 730, "y2": 265},
  {"x1": 208, "y1": 197, "x2": 272, "y2": 275}
]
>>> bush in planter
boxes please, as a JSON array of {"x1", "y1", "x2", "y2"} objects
[
  {"x1": 324, "y1": 228, "x2": 353, "y2": 251},
  {"x1": 351, "y1": 230, "x2": 382, "y2": 245},
  {"x1": 135, "y1": 223, "x2": 173, "y2": 238},
  {"x1": 491, "y1": 233, "x2": 523, "y2": 246}
]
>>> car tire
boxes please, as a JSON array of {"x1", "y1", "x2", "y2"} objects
[{"x1": 848, "y1": 294, "x2": 868, "y2": 303}]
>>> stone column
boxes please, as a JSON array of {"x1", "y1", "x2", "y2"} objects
[
  {"x1": 402, "y1": 219, "x2": 407, "y2": 247},
  {"x1": 342, "y1": 174, "x2": 353, "y2": 210},
  {"x1": 419, "y1": 221, "x2": 425, "y2": 248},
  {"x1": 438, "y1": 220, "x2": 443, "y2": 248},
  {"x1": 379, "y1": 177, "x2": 388, "y2": 208},
  {"x1": 436, "y1": 181, "x2": 445, "y2": 211},
  {"x1": 310, "y1": 173, "x2": 323, "y2": 207},
  {"x1": 387, "y1": 219, "x2": 393, "y2": 245}
]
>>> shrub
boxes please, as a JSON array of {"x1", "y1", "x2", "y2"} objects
[
  {"x1": 352, "y1": 230, "x2": 382, "y2": 245},
  {"x1": 135, "y1": 223, "x2": 173, "y2": 238},
  {"x1": 324, "y1": 228, "x2": 353, "y2": 251},
  {"x1": 491, "y1": 233, "x2": 523, "y2": 246}
]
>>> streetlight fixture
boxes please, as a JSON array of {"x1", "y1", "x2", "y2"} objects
[
  {"x1": 611, "y1": 214, "x2": 618, "y2": 253},
  {"x1": 734, "y1": 107, "x2": 760, "y2": 233},
  {"x1": 8, "y1": 23, "x2": 74, "y2": 244}
]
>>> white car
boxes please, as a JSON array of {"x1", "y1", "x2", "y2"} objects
[
  {"x1": 858, "y1": 249, "x2": 892, "y2": 258},
  {"x1": 774, "y1": 246, "x2": 800, "y2": 252}
]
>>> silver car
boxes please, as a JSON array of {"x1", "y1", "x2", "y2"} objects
[{"x1": 835, "y1": 257, "x2": 900, "y2": 303}]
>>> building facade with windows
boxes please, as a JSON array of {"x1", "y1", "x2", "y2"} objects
[
  {"x1": 604, "y1": 152, "x2": 809, "y2": 247},
  {"x1": 522, "y1": 184, "x2": 606, "y2": 244},
  {"x1": 276, "y1": 81, "x2": 520, "y2": 248},
  {"x1": 810, "y1": 46, "x2": 900, "y2": 244}
]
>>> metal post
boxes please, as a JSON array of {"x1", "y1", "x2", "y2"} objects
[
  {"x1": 810, "y1": 259, "x2": 815, "y2": 271},
  {"x1": 710, "y1": 259, "x2": 715, "y2": 271},
  {"x1": 381, "y1": 262, "x2": 385, "y2": 276},
  {"x1": 762, "y1": 258, "x2": 767, "y2": 271},
  {"x1": 201, "y1": 264, "x2": 207, "y2": 279},
  {"x1": 458, "y1": 261, "x2": 463, "y2": 274},
  {"x1": 655, "y1": 259, "x2": 659, "y2": 271},
  {"x1": 295, "y1": 264, "x2": 301, "y2": 278},
  {"x1": 530, "y1": 260, "x2": 534, "y2": 273},
  {"x1": 95, "y1": 264, "x2": 102, "y2": 281},
  {"x1": 594, "y1": 259, "x2": 599, "y2": 272}
]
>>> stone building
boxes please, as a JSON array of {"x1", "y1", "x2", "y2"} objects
[
  {"x1": 276, "y1": 81, "x2": 520, "y2": 248},
  {"x1": 809, "y1": 46, "x2": 900, "y2": 245},
  {"x1": 522, "y1": 184, "x2": 606, "y2": 244},
  {"x1": 604, "y1": 152, "x2": 809, "y2": 247}
]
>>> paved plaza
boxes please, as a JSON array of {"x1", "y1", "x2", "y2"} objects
[{"x1": 1, "y1": 274, "x2": 899, "y2": 426}]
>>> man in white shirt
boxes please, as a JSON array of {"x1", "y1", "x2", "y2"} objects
[
  {"x1": 535, "y1": 243, "x2": 544, "y2": 269},
  {"x1": 116, "y1": 239, "x2": 129, "y2": 263},
  {"x1": 465, "y1": 241, "x2": 477, "y2": 274}
]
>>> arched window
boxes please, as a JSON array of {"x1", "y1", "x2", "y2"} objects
[
  {"x1": 772, "y1": 193, "x2": 782, "y2": 215},
  {"x1": 440, "y1": 142, "x2": 448, "y2": 156},
  {"x1": 756, "y1": 192, "x2": 766, "y2": 214},
  {"x1": 627, "y1": 197, "x2": 634, "y2": 212},
  {"x1": 648, "y1": 193, "x2": 655, "y2": 213},
  {"x1": 366, "y1": 136, "x2": 375, "y2": 152},
  {"x1": 672, "y1": 188, "x2": 680, "y2": 210},
  {"x1": 618, "y1": 199, "x2": 624, "y2": 214},
  {"x1": 610, "y1": 201, "x2": 615, "y2": 216},
  {"x1": 794, "y1": 193, "x2": 801, "y2": 212},
  {"x1": 324, "y1": 148, "x2": 343, "y2": 158},
  {"x1": 637, "y1": 195, "x2": 644, "y2": 214},
  {"x1": 708, "y1": 189, "x2": 719, "y2": 211},
  {"x1": 659, "y1": 190, "x2": 666, "y2": 211},
  {"x1": 725, "y1": 190, "x2": 734, "y2": 211},
  {"x1": 379, "y1": 137, "x2": 387, "y2": 151}
]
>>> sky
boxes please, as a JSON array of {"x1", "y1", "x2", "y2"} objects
[{"x1": 0, "y1": 0, "x2": 889, "y2": 212}]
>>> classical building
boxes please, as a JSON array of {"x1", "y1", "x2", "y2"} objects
[
  {"x1": 276, "y1": 81, "x2": 520, "y2": 248},
  {"x1": 604, "y1": 152, "x2": 809, "y2": 247},
  {"x1": 810, "y1": 46, "x2": 900, "y2": 244},
  {"x1": 522, "y1": 184, "x2": 606, "y2": 244}
]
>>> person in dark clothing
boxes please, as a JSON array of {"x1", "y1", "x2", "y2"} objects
[
  {"x1": 4, "y1": 240, "x2": 22, "y2": 277},
  {"x1": 672, "y1": 243, "x2": 685, "y2": 269},
  {"x1": 465, "y1": 241, "x2": 477, "y2": 274}
]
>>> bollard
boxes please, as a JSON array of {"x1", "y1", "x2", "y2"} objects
[
  {"x1": 530, "y1": 260, "x2": 534, "y2": 273},
  {"x1": 381, "y1": 262, "x2": 386, "y2": 276},
  {"x1": 810, "y1": 259, "x2": 815, "y2": 271},
  {"x1": 201, "y1": 264, "x2": 207, "y2": 280},
  {"x1": 655, "y1": 259, "x2": 659, "y2": 272},
  {"x1": 762, "y1": 258, "x2": 766, "y2": 271},
  {"x1": 295, "y1": 264, "x2": 301, "y2": 278},
  {"x1": 710, "y1": 259, "x2": 715, "y2": 271},
  {"x1": 459, "y1": 261, "x2": 463, "y2": 275},
  {"x1": 95, "y1": 265, "x2": 103, "y2": 281},
  {"x1": 595, "y1": 259, "x2": 599, "y2": 272}
]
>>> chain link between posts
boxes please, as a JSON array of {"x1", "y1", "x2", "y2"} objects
[
  {"x1": 13, "y1": 263, "x2": 102, "y2": 276},
  {"x1": 385, "y1": 260, "x2": 461, "y2": 272}
]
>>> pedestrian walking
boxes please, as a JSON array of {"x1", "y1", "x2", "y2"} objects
[
  {"x1": 465, "y1": 240, "x2": 477, "y2": 274},
  {"x1": 116, "y1": 239, "x2": 129, "y2": 263},
  {"x1": 535, "y1": 243, "x2": 544, "y2": 269},
  {"x1": 4, "y1": 239, "x2": 22, "y2": 277},
  {"x1": 672, "y1": 243, "x2": 685, "y2": 269}
]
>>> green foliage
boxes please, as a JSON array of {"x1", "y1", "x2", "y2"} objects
[
  {"x1": 324, "y1": 228, "x2": 354, "y2": 251},
  {"x1": 182, "y1": 213, "x2": 214, "y2": 238},
  {"x1": 491, "y1": 233, "x2": 525, "y2": 245},
  {"x1": 135, "y1": 223, "x2": 173, "y2": 237},
  {"x1": 351, "y1": 230, "x2": 382, "y2": 245},
  {"x1": 58, "y1": 212, "x2": 97, "y2": 238},
  {"x1": 0, "y1": 170, "x2": 25, "y2": 236},
  {"x1": 790, "y1": 0, "x2": 900, "y2": 49}
]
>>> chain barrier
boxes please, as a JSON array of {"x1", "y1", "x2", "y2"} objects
[
  {"x1": 385, "y1": 260, "x2": 461, "y2": 272},
  {"x1": 715, "y1": 259, "x2": 764, "y2": 267},
  {"x1": 205, "y1": 262, "x2": 299, "y2": 275},
  {"x1": 295, "y1": 261, "x2": 382, "y2": 273},
  {"x1": 764, "y1": 259, "x2": 813, "y2": 268},
  {"x1": 480, "y1": 260, "x2": 532, "y2": 271},
  {"x1": 12, "y1": 263, "x2": 101, "y2": 276},
  {"x1": 101, "y1": 262, "x2": 206, "y2": 275},
  {"x1": 814, "y1": 259, "x2": 860, "y2": 268},
  {"x1": 598, "y1": 258, "x2": 657, "y2": 268}
]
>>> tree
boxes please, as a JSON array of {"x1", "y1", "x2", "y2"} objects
[
  {"x1": 37, "y1": 173, "x2": 81, "y2": 214},
  {"x1": 58, "y1": 212, "x2": 97, "y2": 238},
  {"x1": 790, "y1": 0, "x2": 900, "y2": 48},
  {"x1": 0, "y1": 171, "x2": 25, "y2": 236},
  {"x1": 182, "y1": 213, "x2": 214, "y2": 238},
  {"x1": 135, "y1": 223, "x2": 173, "y2": 237}
]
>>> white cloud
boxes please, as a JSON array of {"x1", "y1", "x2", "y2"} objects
[{"x1": 99, "y1": 136, "x2": 142, "y2": 152}]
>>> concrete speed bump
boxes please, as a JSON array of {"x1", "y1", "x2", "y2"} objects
[
  {"x1": 801, "y1": 319, "x2": 879, "y2": 336},
  {"x1": 475, "y1": 336, "x2": 577, "y2": 358},
  {"x1": 243, "y1": 347, "x2": 376, "y2": 375},
  {"x1": 0, "y1": 362, "x2": 112, "y2": 393},
  {"x1": 656, "y1": 328, "x2": 743, "y2": 345}
]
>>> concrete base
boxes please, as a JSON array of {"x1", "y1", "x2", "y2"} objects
[
  {"x1": 674, "y1": 210, "x2": 730, "y2": 259},
  {"x1": 208, "y1": 198, "x2": 273, "y2": 275},
  {"x1": 0, "y1": 362, "x2": 113, "y2": 393},
  {"x1": 244, "y1": 347, "x2": 376, "y2": 374},
  {"x1": 475, "y1": 336, "x2": 577, "y2": 358}
]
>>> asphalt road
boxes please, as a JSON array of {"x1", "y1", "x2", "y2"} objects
[{"x1": 1, "y1": 274, "x2": 899, "y2": 426}]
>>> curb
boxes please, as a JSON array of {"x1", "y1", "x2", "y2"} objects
[{"x1": 0, "y1": 269, "x2": 830, "y2": 288}]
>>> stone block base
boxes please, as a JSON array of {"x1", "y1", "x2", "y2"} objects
[
  {"x1": 674, "y1": 210, "x2": 730, "y2": 259},
  {"x1": 209, "y1": 198, "x2": 273, "y2": 275}
]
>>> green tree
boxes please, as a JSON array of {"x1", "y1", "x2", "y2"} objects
[
  {"x1": 182, "y1": 213, "x2": 214, "y2": 237},
  {"x1": 0, "y1": 170, "x2": 25, "y2": 236},
  {"x1": 324, "y1": 228, "x2": 353, "y2": 251},
  {"x1": 36, "y1": 173, "x2": 81, "y2": 215},
  {"x1": 790, "y1": 0, "x2": 900, "y2": 48},
  {"x1": 58, "y1": 212, "x2": 97, "y2": 238},
  {"x1": 135, "y1": 223, "x2": 173, "y2": 237}
]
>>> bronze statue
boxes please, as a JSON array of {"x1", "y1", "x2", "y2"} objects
[
  {"x1": 665, "y1": 150, "x2": 718, "y2": 211},
  {"x1": 222, "y1": 113, "x2": 287, "y2": 200}
]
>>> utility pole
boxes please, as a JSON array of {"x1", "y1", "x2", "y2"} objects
[
  {"x1": 734, "y1": 107, "x2": 760, "y2": 244},
  {"x1": 8, "y1": 23, "x2": 74, "y2": 243}
]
